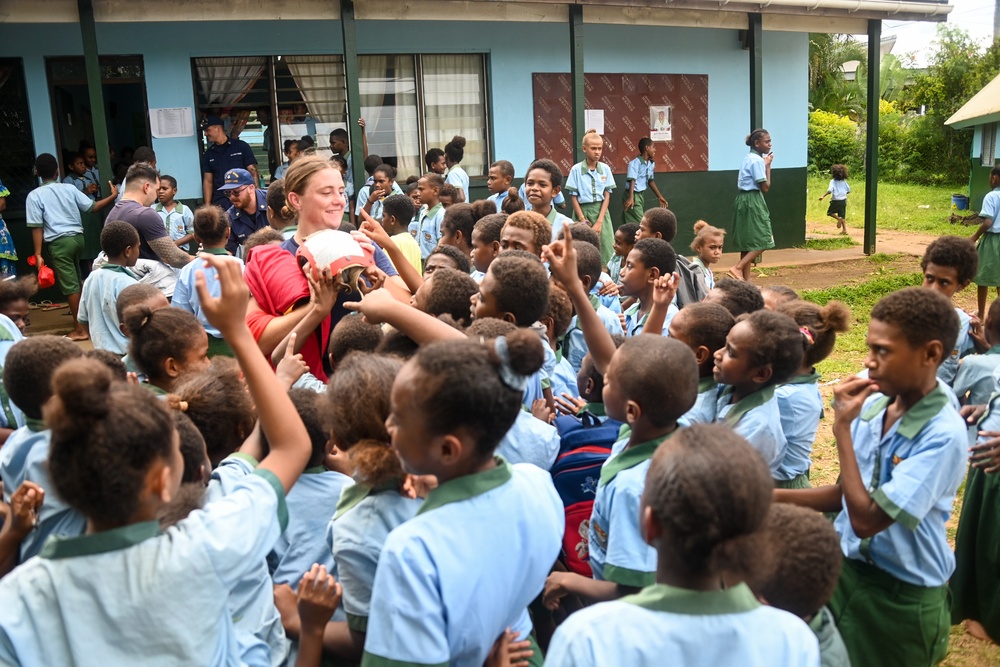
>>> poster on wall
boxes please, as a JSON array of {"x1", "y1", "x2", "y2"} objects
[
  {"x1": 150, "y1": 107, "x2": 195, "y2": 138},
  {"x1": 649, "y1": 105, "x2": 672, "y2": 142}
]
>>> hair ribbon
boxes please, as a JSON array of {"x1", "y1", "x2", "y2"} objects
[{"x1": 800, "y1": 327, "x2": 815, "y2": 345}]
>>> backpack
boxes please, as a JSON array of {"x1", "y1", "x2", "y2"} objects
[
  {"x1": 674, "y1": 255, "x2": 709, "y2": 308},
  {"x1": 551, "y1": 411, "x2": 624, "y2": 576}
]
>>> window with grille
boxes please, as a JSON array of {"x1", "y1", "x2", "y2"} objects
[{"x1": 983, "y1": 123, "x2": 997, "y2": 168}]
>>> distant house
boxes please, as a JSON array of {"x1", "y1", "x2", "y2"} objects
[{"x1": 946, "y1": 74, "x2": 1000, "y2": 211}]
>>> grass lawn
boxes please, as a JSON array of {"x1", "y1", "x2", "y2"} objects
[{"x1": 806, "y1": 175, "x2": 974, "y2": 236}]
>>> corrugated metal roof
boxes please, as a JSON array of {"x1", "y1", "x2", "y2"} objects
[{"x1": 946, "y1": 74, "x2": 1000, "y2": 129}]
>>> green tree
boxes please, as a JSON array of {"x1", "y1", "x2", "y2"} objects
[{"x1": 808, "y1": 33, "x2": 867, "y2": 117}]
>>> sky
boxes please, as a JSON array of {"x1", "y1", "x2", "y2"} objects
[{"x1": 879, "y1": 0, "x2": 996, "y2": 66}]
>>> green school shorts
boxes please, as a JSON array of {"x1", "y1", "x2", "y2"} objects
[
  {"x1": 47, "y1": 233, "x2": 85, "y2": 296},
  {"x1": 830, "y1": 557, "x2": 950, "y2": 667},
  {"x1": 622, "y1": 189, "x2": 645, "y2": 224},
  {"x1": 774, "y1": 471, "x2": 811, "y2": 489},
  {"x1": 826, "y1": 199, "x2": 847, "y2": 219}
]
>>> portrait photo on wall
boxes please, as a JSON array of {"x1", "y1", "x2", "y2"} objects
[{"x1": 649, "y1": 105, "x2": 672, "y2": 142}]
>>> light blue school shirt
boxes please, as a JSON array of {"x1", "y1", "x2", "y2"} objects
[
  {"x1": 550, "y1": 352, "x2": 578, "y2": 400},
  {"x1": 691, "y1": 255, "x2": 716, "y2": 290},
  {"x1": 417, "y1": 202, "x2": 445, "y2": 259},
  {"x1": 678, "y1": 378, "x2": 721, "y2": 427},
  {"x1": 273, "y1": 162, "x2": 289, "y2": 180},
  {"x1": 445, "y1": 165, "x2": 469, "y2": 198},
  {"x1": 835, "y1": 384, "x2": 966, "y2": 587},
  {"x1": 498, "y1": 409, "x2": 561, "y2": 471},
  {"x1": 204, "y1": 455, "x2": 290, "y2": 667},
  {"x1": 355, "y1": 181, "x2": 404, "y2": 221},
  {"x1": 487, "y1": 190, "x2": 508, "y2": 212},
  {"x1": 811, "y1": 606, "x2": 851, "y2": 667},
  {"x1": 564, "y1": 295, "x2": 624, "y2": 373},
  {"x1": 62, "y1": 174, "x2": 92, "y2": 200},
  {"x1": 774, "y1": 373, "x2": 824, "y2": 481},
  {"x1": 939, "y1": 307, "x2": 974, "y2": 385},
  {"x1": 518, "y1": 183, "x2": 565, "y2": 211},
  {"x1": 83, "y1": 166, "x2": 100, "y2": 200},
  {"x1": 361, "y1": 458, "x2": 563, "y2": 667},
  {"x1": 0, "y1": 315, "x2": 25, "y2": 430},
  {"x1": 470, "y1": 269, "x2": 485, "y2": 283},
  {"x1": 522, "y1": 369, "x2": 545, "y2": 412},
  {"x1": 331, "y1": 478, "x2": 422, "y2": 632},
  {"x1": 152, "y1": 202, "x2": 195, "y2": 244},
  {"x1": 172, "y1": 250, "x2": 245, "y2": 339},
  {"x1": 623, "y1": 301, "x2": 676, "y2": 337},
  {"x1": 0, "y1": 424, "x2": 85, "y2": 562},
  {"x1": 589, "y1": 434, "x2": 667, "y2": 587},
  {"x1": 545, "y1": 583, "x2": 820, "y2": 667},
  {"x1": 737, "y1": 151, "x2": 767, "y2": 191},
  {"x1": 268, "y1": 468, "x2": 352, "y2": 588},
  {"x1": 982, "y1": 187, "x2": 1000, "y2": 232},
  {"x1": 77, "y1": 265, "x2": 138, "y2": 355},
  {"x1": 607, "y1": 254, "x2": 623, "y2": 285},
  {"x1": 595, "y1": 274, "x2": 623, "y2": 313},
  {"x1": 953, "y1": 346, "x2": 1000, "y2": 406},
  {"x1": 716, "y1": 386, "x2": 787, "y2": 477},
  {"x1": 826, "y1": 179, "x2": 851, "y2": 200},
  {"x1": 0, "y1": 469, "x2": 287, "y2": 666},
  {"x1": 544, "y1": 205, "x2": 573, "y2": 243},
  {"x1": 25, "y1": 181, "x2": 93, "y2": 241},
  {"x1": 564, "y1": 161, "x2": 615, "y2": 204},
  {"x1": 625, "y1": 156, "x2": 655, "y2": 193}
]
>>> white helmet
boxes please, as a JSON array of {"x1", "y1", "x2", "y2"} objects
[{"x1": 296, "y1": 229, "x2": 374, "y2": 282}]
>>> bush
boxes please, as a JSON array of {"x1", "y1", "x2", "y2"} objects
[{"x1": 808, "y1": 110, "x2": 863, "y2": 175}]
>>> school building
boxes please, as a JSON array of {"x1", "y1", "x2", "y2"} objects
[{"x1": 0, "y1": 0, "x2": 951, "y2": 265}]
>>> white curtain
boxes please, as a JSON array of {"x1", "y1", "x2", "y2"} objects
[
  {"x1": 284, "y1": 55, "x2": 347, "y2": 124},
  {"x1": 421, "y1": 55, "x2": 487, "y2": 177},
  {"x1": 194, "y1": 57, "x2": 266, "y2": 107},
  {"x1": 360, "y1": 55, "x2": 420, "y2": 179}
]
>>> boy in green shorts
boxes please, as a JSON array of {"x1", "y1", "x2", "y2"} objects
[
  {"x1": 26, "y1": 153, "x2": 117, "y2": 341},
  {"x1": 777, "y1": 287, "x2": 967, "y2": 667}
]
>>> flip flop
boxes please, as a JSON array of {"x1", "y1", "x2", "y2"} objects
[{"x1": 41, "y1": 302, "x2": 68, "y2": 311}]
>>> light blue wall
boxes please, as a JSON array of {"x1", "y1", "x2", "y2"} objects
[{"x1": 1, "y1": 19, "x2": 807, "y2": 199}]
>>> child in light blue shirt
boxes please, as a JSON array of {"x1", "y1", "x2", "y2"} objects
[
  {"x1": 672, "y1": 303, "x2": 734, "y2": 427},
  {"x1": 561, "y1": 241, "x2": 624, "y2": 373},
  {"x1": 77, "y1": 221, "x2": 140, "y2": 355},
  {"x1": 565, "y1": 131, "x2": 616, "y2": 263},
  {"x1": 970, "y1": 166, "x2": 1000, "y2": 320},
  {"x1": 486, "y1": 160, "x2": 515, "y2": 211},
  {"x1": 415, "y1": 174, "x2": 445, "y2": 259},
  {"x1": 152, "y1": 175, "x2": 195, "y2": 252},
  {"x1": 954, "y1": 282, "x2": 1000, "y2": 408}
]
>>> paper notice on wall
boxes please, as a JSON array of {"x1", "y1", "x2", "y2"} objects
[
  {"x1": 584, "y1": 109, "x2": 605, "y2": 135},
  {"x1": 649, "y1": 105, "x2": 672, "y2": 142},
  {"x1": 150, "y1": 107, "x2": 195, "y2": 138}
]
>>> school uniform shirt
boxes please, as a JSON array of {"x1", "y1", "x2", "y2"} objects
[
  {"x1": 810, "y1": 606, "x2": 851, "y2": 667},
  {"x1": 0, "y1": 467, "x2": 288, "y2": 666},
  {"x1": 497, "y1": 409, "x2": 561, "y2": 471},
  {"x1": 108, "y1": 198, "x2": 173, "y2": 263},
  {"x1": 518, "y1": 183, "x2": 566, "y2": 211},
  {"x1": 982, "y1": 187, "x2": 1000, "y2": 231},
  {"x1": 361, "y1": 458, "x2": 563, "y2": 667},
  {"x1": 83, "y1": 166, "x2": 101, "y2": 200},
  {"x1": 545, "y1": 583, "x2": 820, "y2": 667},
  {"x1": 203, "y1": 138, "x2": 258, "y2": 209},
  {"x1": 273, "y1": 162, "x2": 289, "y2": 181},
  {"x1": 678, "y1": 377, "x2": 722, "y2": 427},
  {"x1": 563, "y1": 295, "x2": 625, "y2": 373},
  {"x1": 331, "y1": 479, "x2": 423, "y2": 632},
  {"x1": 62, "y1": 174, "x2": 94, "y2": 200},
  {"x1": 0, "y1": 424, "x2": 86, "y2": 562},
  {"x1": 953, "y1": 346, "x2": 1000, "y2": 406},
  {"x1": 486, "y1": 190, "x2": 508, "y2": 212},
  {"x1": 204, "y1": 454, "x2": 291, "y2": 667},
  {"x1": 545, "y1": 206, "x2": 574, "y2": 243},
  {"x1": 607, "y1": 254, "x2": 624, "y2": 286},
  {"x1": 738, "y1": 151, "x2": 767, "y2": 191},
  {"x1": 589, "y1": 434, "x2": 668, "y2": 587},
  {"x1": 826, "y1": 179, "x2": 851, "y2": 201},
  {"x1": 226, "y1": 189, "x2": 270, "y2": 256},
  {"x1": 471, "y1": 269, "x2": 486, "y2": 284},
  {"x1": 716, "y1": 386, "x2": 787, "y2": 477},
  {"x1": 596, "y1": 273, "x2": 623, "y2": 313},
  {"x1": 774, "y1": 373, "x2": 824, "y2": 482},
  {"x1": 152, "y1": 202, "x2": 195, "y2": 244},
  {"x1": 938, "y1": 307, "x2": 974, "y2": 385},
  {"x1": 550, "y1": 350, "x2": 578, "y2": 400},
  {"x1": 564, "y1": 161, "x2": 615, "y2": 204},
  {"x1": 690, "y1": 255, "x2": 716, "y2": 291},
  {"x1": 172, "y1": 249, "x2": 245, "y2": 339},
  {"x1": 417, "y1": 202, "x2": 445, "y2": 260},
  {"x1": 78, "y1": 264, "x2": 139, "y2": 355},
  {"x1": 25, "y1": 181, "x2": 93, "y2": 241},
  {"x1": 835, "y1": 384, "x2": 966, "y2": 587},
  {"x1": 445, "y1": 165, "x2": 469, "y2": 198},
  {"x1": 623, "y1": 301, "x2": 676, "y2": 337},
  {"x1": 625, "y1": 157, "x2": 655, "y2": 193},
  {"x1": 268, "y1": 467, "x2": 353, "y2": 589},
  {"x1": 355, "y1": 182, "x2": 404, "y2": 221},
  {"x1": 0, "y1": 315, "x2": 24, "y2": 430}
]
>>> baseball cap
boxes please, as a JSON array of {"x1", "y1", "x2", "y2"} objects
[
  {"x1": 200, "y1": 115, "x2": 224, "y2": 130},
  {"x1": 217, "y1": 169, "x2": 254, "y2": 191}
]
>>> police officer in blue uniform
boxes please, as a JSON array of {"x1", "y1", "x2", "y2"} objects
[{"x1": 201, "y1": 115, "x2": 258, "y2": 210}]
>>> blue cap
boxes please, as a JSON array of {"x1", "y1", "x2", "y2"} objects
[
  {"x1": 200, "y1": 115, "x2": 224, "y2": 130},
  {"x1": 217, "y1": 169, "x2": 254, "y2": 191}
]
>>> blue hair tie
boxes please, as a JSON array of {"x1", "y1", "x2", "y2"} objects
[{"x1": 494, "y1": 336, "x2": 528, "y2": 392}]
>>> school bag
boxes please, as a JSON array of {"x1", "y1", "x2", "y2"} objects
[
  {"x1": 674, "y1": 255, "x2": 709, "y2": 308},
  {"x1": 551, "y1": 411, "x2": 624, "y2": 576}
]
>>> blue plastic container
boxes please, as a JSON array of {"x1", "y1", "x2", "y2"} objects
[{"x1": 952, "y1": 194, "x2": 970, "y2": 210}]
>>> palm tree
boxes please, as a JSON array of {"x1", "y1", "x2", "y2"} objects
[{"x1": 809, "y1": 34, "x2": 868, "y2": 117}]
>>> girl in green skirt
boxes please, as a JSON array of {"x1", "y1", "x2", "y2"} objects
[
  {"x1": 969, "y1": 166, "x2": 1000, "y2": 320},
  {"x1": 565, "y1": 130, "x2": 616, "y2": 264},
  {"x1": 729, "y1": 129, "x2": 775, "y2": 282}
]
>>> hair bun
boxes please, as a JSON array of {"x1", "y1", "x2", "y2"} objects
[
  {"x1": 497, "y1": 328, "x2": 545, "y2": 377},
  {"x1": 121, "y1": 303, "x2": 154, "y2": 337},
  {"x1": 51, "y1": 358, "x2": 113, "y2": 419},
  {"x1": 450, "y1": 136, "x2": 466, "y2": 149}
]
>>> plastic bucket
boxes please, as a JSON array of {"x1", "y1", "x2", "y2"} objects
[{"x1": 952, "y1": 194, "x2": 970, "y2": 210}]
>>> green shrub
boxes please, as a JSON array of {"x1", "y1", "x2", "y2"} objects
[{"x1": 808, "y1": 110, "x2": 863, "y2": 175}]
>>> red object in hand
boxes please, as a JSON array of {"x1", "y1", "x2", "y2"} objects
[{"x1": 27, "y1": 256, "x2": 55, "y2": 289}]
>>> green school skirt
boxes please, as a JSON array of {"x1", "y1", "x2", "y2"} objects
[
  {"x1": 950, "y1": 464, "x2": 1000, "y2": 641},
  {"x1": 773, "y1": 471, "x2": 811, "y2": 489},
  {"x1": 580, "y1": 201, "x2": 615, "y2": 265},
  {"x1": 731, "y1": 190, "x2": 775, "y2": 253},
  {"x1": 622, "y1": 189, "x2": 645, "y2": 225},
  {"x1": 831, "y1": 557, "x2": 950, "y2": 667},
  {"x1": 975, "y1": 232, "x2": 1000, "y2": 287}
]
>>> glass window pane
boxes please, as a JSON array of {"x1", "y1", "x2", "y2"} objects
[
  {"x1": 421, "y1": 54, "x2": 487, "y2": 178},
  {"x1": 277, "y1": 55, "x2": 347, "y2": 159},
  {"x1": 360, "y1": 55, "x2": 420, "y2": 181}
]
